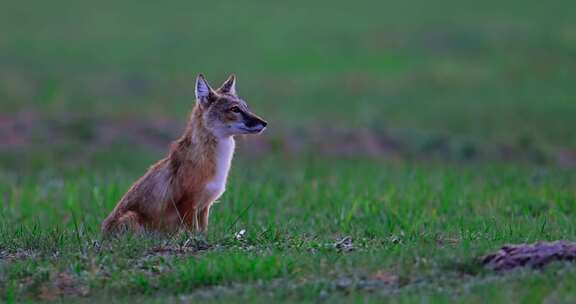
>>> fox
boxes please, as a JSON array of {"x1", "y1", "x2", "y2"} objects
[{"x1": 101, "y1": 74, "x2": 267, "y2": 235}]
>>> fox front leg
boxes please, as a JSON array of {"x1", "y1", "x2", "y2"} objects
[
  {"x1": 183, "y1": 208, "x2": 200, "y2": 232},
  {"x1": 198, "y1": 206, "x2": 211, "y2": 233}
]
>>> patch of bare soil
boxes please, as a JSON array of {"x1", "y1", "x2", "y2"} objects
[
  {"x1": 482, "y1": 241, "x2": 576, "y2": 271},
  {"x1": 1, "y1": 111, "x2": 574, "y2": 166},
  {"x1": 0, "y1": 249, "x2": 39, "y2": 261},
  {"x1": 150, "y1": 237, "x2": 211, "y2": 256},
  {"x1": 0, "y1": 111, "x2": 37, "y2": 147},
  {"x1": 333, "y1": 270, "x2": 404, "y2": 294},
  {"x1": 37, "y1": 272, "x2": 89, "y2": 301},
  {"x1": 134, "y1": 237, "x2": 211, "y2": 276}
]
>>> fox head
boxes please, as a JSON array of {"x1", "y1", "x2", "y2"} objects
[{"x1": 194, "y1": 74, "x2": 268, "y2": 138}]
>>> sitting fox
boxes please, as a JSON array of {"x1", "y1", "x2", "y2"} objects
[{"x1": 102, "y1": 74, "x2": 267, "y2": 235}]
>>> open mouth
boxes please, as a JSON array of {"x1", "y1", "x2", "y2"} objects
[{"x1": 238, "y1": 125, "x2": 265, "y2": 134}]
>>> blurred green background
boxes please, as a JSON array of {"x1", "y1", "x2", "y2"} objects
[{"x1": 1, "y1": 0, "x2": 575, "y2": 170}]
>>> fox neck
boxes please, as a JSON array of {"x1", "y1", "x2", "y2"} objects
[{"x1": 179, "y1": 105, "x2": 236, "y2": 192}]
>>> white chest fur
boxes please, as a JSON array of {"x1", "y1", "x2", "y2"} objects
[{"x1": 204, "y1": 137, "x2": 235, "y2": 203}]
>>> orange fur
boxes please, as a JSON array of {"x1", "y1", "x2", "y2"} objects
[{"x1": 102, "y1": 74, "x2": 267, "y2": 236}]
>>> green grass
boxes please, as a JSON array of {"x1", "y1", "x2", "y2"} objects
[
  {"x1": 1, "y1": 158, "x2": 576, "y2": 302},
  {"x1": 2, "y1": 0, "x2": 576, "y2": 302}
]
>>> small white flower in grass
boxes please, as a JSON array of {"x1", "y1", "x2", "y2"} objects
[
  {"x1": 334, "y1": 236, "x2": 354, "y2": 252},
  {"x1": 235, "y1": 229, "x2": 246, "y2": 240}
]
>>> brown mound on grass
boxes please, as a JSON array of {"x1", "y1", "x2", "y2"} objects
[{"x1": 482, "y1": 241, "x2": 576, "y2": 271}]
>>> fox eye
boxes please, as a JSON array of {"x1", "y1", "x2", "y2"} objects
[{"x1": 229, "y1": 106, "x2": 241, "y2": 113}]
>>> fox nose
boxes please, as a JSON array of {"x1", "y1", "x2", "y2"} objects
[{"x1": 246, "y1": 118, "x2": 267, "y2": 129}]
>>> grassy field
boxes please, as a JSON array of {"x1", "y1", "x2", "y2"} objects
[
  {"x1": 1, "y1": 0, "x2": 576, "y2": 302},
  {"x1": 2, "y1": 160, "x2": 576, "y2": 302}
]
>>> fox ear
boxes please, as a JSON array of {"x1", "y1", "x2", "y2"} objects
[
  {"x1": 218, "y1": 74, "x2": 237, "y2": 96},
  {"x1": 195, "y1": 74, "x2": 214, "y2": 104}
]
